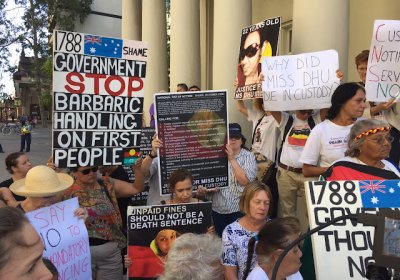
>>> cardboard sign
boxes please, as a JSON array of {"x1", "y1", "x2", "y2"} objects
[
  {"x1": 52, "y1": 30, "x2": 147, "y2": 167},
  {"x1": 26, "y1": 198, "x2": 91, "y2": 280},
  {"x1": 127, "y1": 202, "x2": 212, "y2": 279},
  {"x1": 261, "y1": 50, "x2": 340, "y2": 111},
  {"x1": 305, "y1": 180, "x2": 400, "y2": 279},
  {"x1": 366, "y1": 20, "x2": 400, "y2": 102},
  {"x1": 154, "y1": 91, "x2": 229, "y2": 195},
  {"x1": 235, "y1": 17, "x2": 281, "y2": 100}
]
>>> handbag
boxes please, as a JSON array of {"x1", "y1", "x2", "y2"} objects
[
  {"x1": 251, "y1": 114, "x2": 275, "y2": 183},
  {"x1": 252, "y1": 150, "x2": 275, "y2": 183}
]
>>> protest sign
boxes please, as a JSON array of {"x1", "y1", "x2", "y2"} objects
[
  {"x1": 366, "y1": 20, "x2": 400, "y2": 102},
  {"x1": 261, "y1": 50, "x2": 340, "y2": 111},
  {"x1": 235, "y1": 16, "x2": 281, "y2": 100},
  {"x1": 154, "y1": 90, "x2": 229, "y2": 195},
  {"x1": 127, "y1": 202, "x2": 212, "y2": 279},
  {"x1": 52, "y1": 30, "x2": 147, "y2": 167},
  {"x1": 305, "y1": 180, "x2": 400, "y2": 279},
  {"x1": 26, "y1": 198, "x2": 91, "y2": 280}
]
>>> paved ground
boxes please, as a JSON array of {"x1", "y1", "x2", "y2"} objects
[{"x1": 0, "y1": 125, "x2": 52, "y2": 180}]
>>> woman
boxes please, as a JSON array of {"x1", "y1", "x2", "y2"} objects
[
  {"x1": 222, "y1": 181, "x2": 272, "y2": 280},
  {"x1": 300, "y1": 82, "x2": 367, "y2": 177},
  {"x1": 244, "y1": 217, "x2": 303, "y2": 280},
  {"x1": 9, "y1": 165, "x2": 76, "y2": 214},
  {"x1": 321, "y1": 119, "x2": 400, "y2": 180},
  {"x1": 237, "y1": 96, "x2": 280, "y2": 219},
  {"x1": 0, "y1": 207, "x2": 53, "y2": 280},
  {"x1": 151, "y1": 229, "x2": 179, "y2": 263},
  {"x1": 159, "y1": 233, "x2": 224, "y2": 280},
  {"x1": 65, "y1": 163, "x2": 144, "y2": 280},
  {"x1": 163, "y1": 169, "x2": 200, "y2": 204},
  {"x1": 0, "y1": 152, "x2": 32, "y2": 201},
  {"x1": 198, "y1": 123, "x2": 257, "y2": 236},
  {"x1": 237, "y1": 29, "x2": 272, "y2": 87}
]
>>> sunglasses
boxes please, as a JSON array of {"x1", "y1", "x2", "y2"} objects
[
  {"x1": 79, "y1": 166, "x2": 98, "y2": 175},
  {"x1": 240, "y1": 43, "x2": 260, "y2": 61}
]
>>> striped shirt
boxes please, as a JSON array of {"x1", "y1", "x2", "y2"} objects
[{"x1": 209, "y1": 148, "x2": 257, "y2": 214}]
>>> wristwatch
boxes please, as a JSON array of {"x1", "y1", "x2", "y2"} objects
[{"x1": 148, "y1": 151, "x2": 157, "y2": 158}]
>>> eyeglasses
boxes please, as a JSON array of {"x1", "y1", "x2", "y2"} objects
[
  {"x1": 367, "y1": 135, "x2": 394, "y2": 145},
  {"x1": 79, "y1": 166, "x2": 99, "y2": 175},
  {"x1": 240, "y1": 43, "x2": 260, "y2": 61}
]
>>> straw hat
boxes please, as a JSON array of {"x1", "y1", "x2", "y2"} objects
[{"x1": 10, "y1": 165, "x2": 73, "y2": 197}]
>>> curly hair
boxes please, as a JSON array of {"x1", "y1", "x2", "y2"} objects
[{"x1": 159, "y1": 233, "x2": 223, "y2": 280}]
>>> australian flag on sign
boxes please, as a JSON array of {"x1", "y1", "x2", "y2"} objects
[
  {"x1": 84, "y1": 34, "x2": 122, "y2": 58},
  {"x1": 359, "y1": 180, "x2": 400, "y2": 208}
]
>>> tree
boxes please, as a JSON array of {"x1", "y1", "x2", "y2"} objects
[{"x1": 0, "y1": 0, "x2": 93, "y2": 127}]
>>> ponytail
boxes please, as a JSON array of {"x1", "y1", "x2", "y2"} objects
[{"x1": 242, "y1": 235, "x2": 257, "y2": 280}]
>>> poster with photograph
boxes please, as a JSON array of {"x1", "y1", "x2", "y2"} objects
[
  {"x1": 127, "y1": 202, "x2": 212, "y2": 279},
  {"x1": 154, "y1": 90, "x2": 229, "y2": 195},
  {"x1": 26, "y1": 198, "x2": 91, "y2": 280},
  {"x1": 235, "y1": 16, "x2": 281, "y2": 100},
  {"x1": 52, "y1": 30, "x2": 148, "y2": 167}
]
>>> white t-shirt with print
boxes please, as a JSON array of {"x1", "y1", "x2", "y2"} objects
[
  {"x1": 247, "y1": 108, "x2": 280, "y2": 161},
  {"x1": 279, "y1": 113, "x2": 321, "y2": 168},
  {"x1": 247, "y1": 265, "x2": 303, "y2": 280},
  {"x1": 300, "y1": 119, "x2": 353, "y2": 167}
]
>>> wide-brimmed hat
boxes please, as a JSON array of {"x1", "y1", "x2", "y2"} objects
[{"x1": 10, "y1": 165, "x2": 73, "y2": 197}]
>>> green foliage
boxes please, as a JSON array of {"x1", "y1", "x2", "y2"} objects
[{"x1": 39, "y1": 90, "x2": 51, "y2": 110}]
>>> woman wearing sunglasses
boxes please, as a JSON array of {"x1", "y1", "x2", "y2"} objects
[
  {"x1": 237, "y1": 29, "x2": 271, "y2": 87},
  {"x1": 64, "y1": 162, "x2": 145, "y2": 280},
  {"x1": 321, "y1": 119, "x2": 400, "y2": 180}
]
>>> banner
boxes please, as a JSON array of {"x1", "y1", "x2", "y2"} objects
[
  {"x1": 127, "y1": 202, "x2": 212, "y2": 279},
  {"x1": 366, "y1": 20, "x2": 400, "y2": 102},
  {"x1": 26, "y1": 198, "x2": 91, "y2": 280},
  {"x1": 155, "y1": 90, "x2": 229, "y2": 195},
  {"x1": 235, "y1": 17, "x2": 281, "y2": 99},
  {"x1": 305, "y1": 180, "x2": 400, "y2": 280},
  {"x1": 52, "y1": 30, "x2": 147, "y2": 167},
  {"x1": 261, "y1": 50, "x2": 340, "y2": 111}
]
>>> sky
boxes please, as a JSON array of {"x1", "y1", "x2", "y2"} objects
[{"x1": 0, "y1": 1, "x2": 32, "y2": 98}]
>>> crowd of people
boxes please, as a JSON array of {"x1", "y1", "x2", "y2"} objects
[{"x1": 0, "y1": 48, "x2": 399, "y2": 280}]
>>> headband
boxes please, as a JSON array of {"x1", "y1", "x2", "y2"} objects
[{"x1": 354, "y1": 126, "x2": 391, "y2": 140}]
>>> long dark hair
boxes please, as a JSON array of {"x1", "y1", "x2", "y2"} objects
[
  {"x1": 327, "y1": 82, "x2": 365, "y2": 120},
  {"x1": 242, "y1": 217, "x2": 301, "y2": 280}
]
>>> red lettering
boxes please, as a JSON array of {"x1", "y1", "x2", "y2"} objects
[
  {"x1": 375, "y1": 23, "x2": 386, "y2": 42},
  {"x1": 86, "y1": 74, "x2": 106, "y2": 95},
  {"x1": 34, "y1": 211, "x2": 49, "y2": 229},
  {"x1": 65, "y1": 72, "x2": 85, "y2": 93},
  {"x1": 127, "y1": 76, "x2": 144, "y2": 97},
  {"x1": 371, "y1": 45, "x2": 383, "y2": 63},
  {"x1": 105, "y1": 75, "x2": 125, "y2": 96}
]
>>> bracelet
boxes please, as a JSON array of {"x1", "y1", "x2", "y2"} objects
[{"x1": 148, "y1": 152, "x2": 157, "y2": 159}]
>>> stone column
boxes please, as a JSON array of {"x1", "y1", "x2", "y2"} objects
[
  {"x1": 170, "y1": 0, "x2": 201, "y2": 91},
  {"x1": 142, "y1": 0, "x2": 168, "y2": 125},
  {"x1": 212, "y1": 0, "x2": 252, "y2": 135},
  {"x1": 121, "y1": 0, "x2": 141, "y2": 40},
  {"x1": 292, "y1": 0, "x2": 349, "y2": 75}
]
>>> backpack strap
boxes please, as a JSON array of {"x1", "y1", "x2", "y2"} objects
[{"x1": 277, "y1": 115, "x2": 294, "y2": 163}]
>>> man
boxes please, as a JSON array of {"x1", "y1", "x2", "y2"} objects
[
  {"x1": 0, "y1": 207, "x2": 53, "y2": 279},
  {"x1": 176, "y1": 83, "x2": 188, "y2": 92},
  {"x1": 20, "y1": 121, "x2": 32, "y2": 152}
]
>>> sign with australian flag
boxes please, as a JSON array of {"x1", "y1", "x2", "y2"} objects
[
  {"x1": 52, "y1": 30, "x2": 148, "y2": 168},
  {"x1": 305, "y1": 180, "x2": 400, "y2": 280}
]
